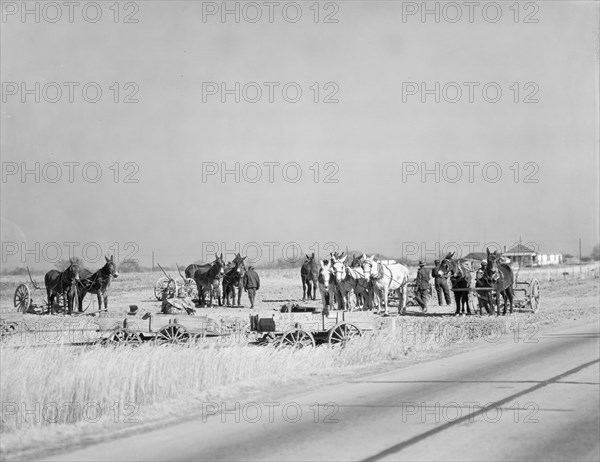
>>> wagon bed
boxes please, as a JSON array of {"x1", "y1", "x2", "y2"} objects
[
  {"x1": 94, "y1": 309, "x2": 240, "y2": 345},
  {"x1": 249, "y1": 309, "x2": 377, "y2": 347}
]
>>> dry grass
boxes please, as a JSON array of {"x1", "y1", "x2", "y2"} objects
[{"x1": 1, "y1": 271, "x2": 598, "y2": 459}]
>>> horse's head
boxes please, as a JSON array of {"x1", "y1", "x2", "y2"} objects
[
  {"x1": 485, "y1": 248, "x2": 502, "y2": 283},
  {"x1": 331, "y1": 254, "x2": 347, "y2": 283},
  {"x1": 305, "y1": 253, "x2": 315, "y2": 263},
  {"x1": 233, "y1": 253, "x2": 247, "y2": 276},
  {"x1": 350, "y1": 254, "x2": 363, "y2": 268},
  {"x1": 66, "y1": 258, "x2": 81, "y2": 281},
  {"x1": 439, "y1": 252, "x2": 459, "y2": 278},
  {"x1": 360, "y1": 254, "x2": 378, "y2": 279},
  {"x1": 214, "y1": 253, "x2": 226, "y2": 276},
  {"x1": 318, "y1": 260, "x2": 332, "y2": 289},
  {"x1": 104, "y1": 255, "x2": 119, "y2": 279}
]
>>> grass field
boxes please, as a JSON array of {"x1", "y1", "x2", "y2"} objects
[{"x1": 1, "y1": 265, "x2": 598, "y2": 459}]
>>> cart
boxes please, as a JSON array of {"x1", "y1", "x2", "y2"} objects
[
  {"x1": 13, "y1": 267, "x2": 91, "y2": 314},
  {"x1": 249, "y1": 309, "x2": 377, "y2": 348},
  {"x1": 454, "y1": 277, "x2": 541, "y2": 314},
  {"x1": 94, "y1": 308, "x2": 239, "y2": 346}
]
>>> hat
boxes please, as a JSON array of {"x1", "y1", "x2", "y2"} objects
[
  {"x1": 418, "y1": 260, "x2": 425, "y2": 267},
  {"x1": 481, "y1": 260, "x2": 487, "y2": 265},
  {"x1": 434, "y1": 259, "x2": 440, "y2": 263}
]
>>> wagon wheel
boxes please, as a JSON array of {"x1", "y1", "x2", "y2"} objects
[
  {"x1": 108, "y1": 328, "x2": 142, "y2": 346},
  {"x1": 528, "y1": 279, "x2": 541, "y2": 313},
  {"x1": 328, "y1": 323, "x2": 361, "y2": 346},
  {"x1": 278, "y1": 329, "x2": 315, "y2": 349},
  {"x1": 155, "y1": 325, "x2": 188, "y2": 345},
  {"x1": 14, "y1": 284, "x2": 31, "y2": 313},
  {"x1": 184, "y1": 278, "x2": 198, "y2": 299},
  {"x1": 154, "y1": 277, "x2": 177, "y2": 300}
]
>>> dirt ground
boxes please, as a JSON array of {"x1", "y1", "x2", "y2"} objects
[{"x1": 1, "y1": 264, "x2": 598, "y2": 331}]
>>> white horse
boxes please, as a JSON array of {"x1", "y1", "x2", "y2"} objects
[
  {"x1": 318, "y1": 260, "x2": 335, "y2": 314},
  {"x1": 361, "y1": 254, "x2": 410, "y2": 315},
  {"x1": 331, "y1": 254, "x2": 372, "y2": 311}
]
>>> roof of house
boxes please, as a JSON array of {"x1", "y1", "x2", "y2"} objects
[
  {"x1": 504, "y1": 244, "x2": 537, "y2": 255},
  {"x1": 461, "y1": 252, "x2": 487, "y2": 261}
]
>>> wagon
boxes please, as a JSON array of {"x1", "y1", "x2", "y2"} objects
[
  {"x1": 454, "y1": 277, "x2": 541, "y2": 314},
  {"x1": 94, "y1": 308, "x2": 240, "y2": 346},
  {"x1": 13, "y1": 267, "x2": 91, "y2": 314},
  {"x1": 153, "y1": 263, "x2": 198, "y2": 301},
  {"x1": 249, "y1": 309, "x2": 377, "y2": 348}
]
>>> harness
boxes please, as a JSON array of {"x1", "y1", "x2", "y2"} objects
[{"x1": 367, "y1": 261, "x2": 407, "y2": 289}]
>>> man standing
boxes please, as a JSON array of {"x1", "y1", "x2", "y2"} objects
[
  {"x1": 432, "y1": 259, "x2": 451, "y2": 306},
  {"x1": 475, "y1": 260, "x2": 492, "y2": 314},
  {"x1": 243, "y1": 266, "x2": 260, "y2": 309},
  {"x1": 415, "y1": 261, "x2": 431, "y2": 313}
]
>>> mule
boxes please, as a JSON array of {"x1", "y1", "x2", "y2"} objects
[
  {"x1": 301, "y1": 253, "x2": 319, "y2": 301},
  {"x1": 317, "y1": 259, "x2": 335, "y2": 315},
  {"x1": 361, "y1": 254, "x2": 410, "y2": 315},
  {"x1": 331, "y1": 254, "x2": 371, "y2": 311},
  {"x1": 439, "y1": 252, "x2": 472, "y2": 316},
  {"x1": 485, "y1": 248, "x2": 515, "y2": 315},
  {"x1": 78, "y1": 255, "x2": 119, "y2": 312},
  {"x1": 185, "y1": 263, "x2": 201, "y2": 280},
  {"x1": 44, "y1": 258, "x2": 81, "y2": 314},
  {"x1": 193, "y1": 253, "x2": 226, "y2": 307},
  {"x1": 222, "y1": 253, "x2": 247, "y2": 307}
]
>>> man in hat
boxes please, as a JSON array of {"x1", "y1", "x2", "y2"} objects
[
  {"x1": 432, "y1": 259, "x2": 451, "y2": 306},
  {"x1": 414, "y1": 261, "x2": 431, "y2": 312},
  {"x1": 243, "y1": 266, "x2": 260, "y2": 309},
  {"x1": 474, "y1": 260, "x2": 493, "y2": 314},
  {"x1": 475, "y1": 260, "x2": 487, "y2": 282}
]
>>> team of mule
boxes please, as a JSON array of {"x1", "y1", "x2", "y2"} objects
[{"x1": 306, "y1": 248, "x2": 515, "y2": 316}]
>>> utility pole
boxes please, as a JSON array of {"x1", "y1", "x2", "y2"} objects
[
  {"x1": 579, "y1": 238, "x2": 582, "y2": 274},
  {"x1": 152, "y1": 251, "x2": 155, "y2": 272}
]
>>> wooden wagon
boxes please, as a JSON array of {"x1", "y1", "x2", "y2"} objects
[
  {"x1": 249, "y1": 309, "x2": 377, "y2": 348},
  {"x1": 94, "y1": 308, "x2": 239, "y2": 346},
  {"x1": 450, "y1": 277, "x2": 541, "y2": 314}
]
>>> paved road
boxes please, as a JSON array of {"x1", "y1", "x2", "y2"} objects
[{"x1": 43, "y1": 320, "x2": 599, "y2": 461}]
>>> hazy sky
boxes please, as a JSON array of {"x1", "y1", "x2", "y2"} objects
[{"x1": 1, "y1": 0, "x2": 598, "y2": 268}]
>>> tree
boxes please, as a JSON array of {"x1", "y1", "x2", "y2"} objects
[
  {"x1": 591, "y1": 244, "x2": 600, "y2": 261},
  {"x1": 119, "y1": 259, "x2": 141, "y2": 273}
]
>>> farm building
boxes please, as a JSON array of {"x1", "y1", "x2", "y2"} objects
[{"x1": 503, "y1": 244, "x2": 537, "y2": 266}]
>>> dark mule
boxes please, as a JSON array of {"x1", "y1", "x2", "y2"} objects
[
  {"x1": 485, "y1": 248, "x2": 515, "y2": 315},
  {"x1": 223, "y1": 253, "x2": 247, "y2": 307},
  {"x1": 185, "y1": 264, "x2": 201, "y2": 280},
  {"x1": 78, "y1": 255, "x2": 119, "y2": 312},
  {"x1": 439, "y1": 252, "x2": 472, "y2": 316},
  {"x1": 301, "y1": 253, "x2": 319, "y2": 301},
  {"x1": 44, "y1": 258, "x2": 81, "y2": 314},
  {"x1": 193, "y1": 253, "x2": 226, "y2": 307}
]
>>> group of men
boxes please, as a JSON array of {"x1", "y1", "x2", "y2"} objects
[
  {"x1": 162, "y1": 266, "x2": 261, "y2": 314},
  {"x1": 413, "y1": 259, "x2": 488, "y2": 312}
]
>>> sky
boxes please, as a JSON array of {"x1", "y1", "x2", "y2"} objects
[{"x1": 1, "y1": 0, "x2": 599, "y2": 269}]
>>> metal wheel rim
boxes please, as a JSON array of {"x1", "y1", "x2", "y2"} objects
[
  {"x1": 154, "y1": 277, "x2": 170, "y2": 300},
  {"x1": 280, "y1": 329, "x2": 315, "y2": 348},
  {"x1": 14, "y1": 284, "x2": 31, "y2": 312},
  {"x1": 110, "y1": 329, "x2": 142, "y2": 346},
  {"x1": 328, "y1": 323, "x2": 361, "y2": 346},
  {"x1": 529, "y1": 279, "x2": 540, "y2": 313},
  {"x1": 156, "y1": 325, "x2": 187, "y2": 345}
]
